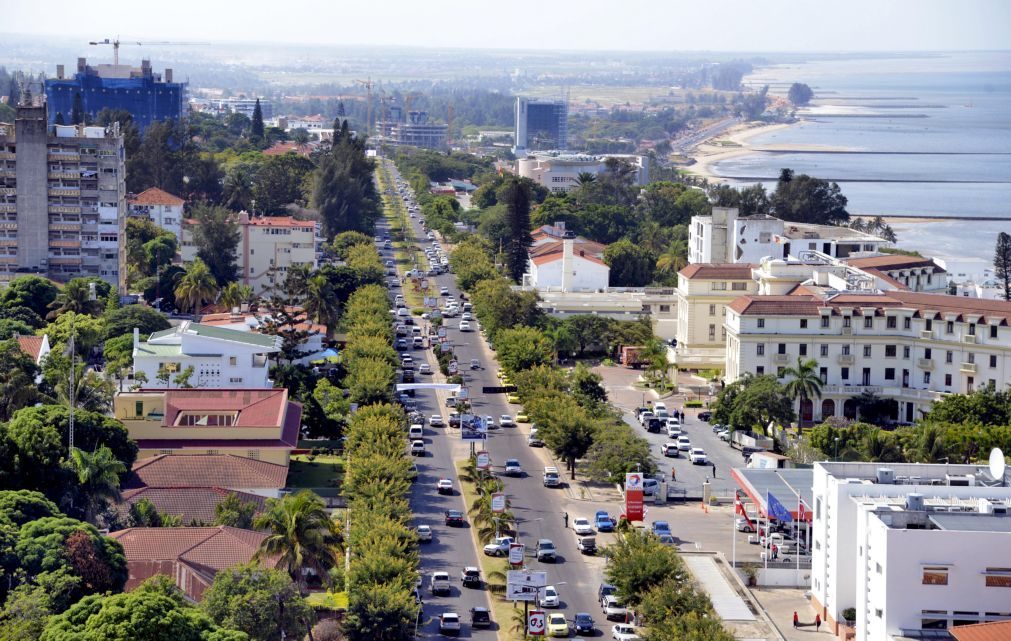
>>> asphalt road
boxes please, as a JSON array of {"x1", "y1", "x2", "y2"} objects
[{"x1": 381, "y1": 161, "x2": 612, "y2": 638}]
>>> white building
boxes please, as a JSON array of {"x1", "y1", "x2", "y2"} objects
[
  {"x1": 127, "y1": 187, "x2": 184, "y2": 245},
  {"x1": 673, "y1": 263, "x2": 757, "y2": 370},
  {"x1": 517, "y1": 153, "x2": 649, "y2": 193},
  {"x1": 844, "y1": 254, "x2": 948, "y2": 293},
  {"x1": 523, "y1": 237, "x2": 609, "y2": 292},
  {"x1": 284, "y1": 115, "x2": 327, "y2": 131},
  {"x1": 199, "y1": 309, "x2": 327, "y2": 366},
  {"x1": 132, "y1": 321, "x2": 281, "y2": 389},
  {"x1": 688, "y1": 207, "x2": 886, "y2": 265},
  {"x1": 811, "y1": 461, "x2": 1011, "y2": 640}
]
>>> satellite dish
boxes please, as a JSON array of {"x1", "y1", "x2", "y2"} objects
[{"x1": 989, "y1": 448, "x2": 1006, "y2": 482}]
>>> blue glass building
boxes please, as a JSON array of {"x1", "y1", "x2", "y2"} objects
[{"x1": 44, "y1": 58, "x2": 185, "y2": 132}]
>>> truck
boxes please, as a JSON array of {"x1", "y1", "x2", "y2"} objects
[
  {"x1": 730, "y1": 430, "x2": 774, "y2": 452},
  {"x1": 619, "y1": 346, "x2": 647, "y2": 368}
]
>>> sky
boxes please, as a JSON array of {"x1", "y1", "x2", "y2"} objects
[{"x1": 2, "y1": 0, "x2": 1009, "y2": 52}]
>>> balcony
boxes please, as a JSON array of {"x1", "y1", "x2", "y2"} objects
[
  {"x1": 48, "y1": 171, "x2": 80, "y2": 180},
  {"x1": 838, "y1": 354, "x2": 855, "y2": 365},
  {"x1": 47, "y1": 153, "x2": 80, "y2": 162},
  {"x1": 960, "y1": 362, "x2": 977, "y2": 374},
  {"x1": 48, "y1": 188, "x2": 80, "y2": 198},
  {"x1": 821, "y1": 385, "x2": 883, "y2": 395},
  {"x1": 917, "y1": 358, "x2": 933, "y2": 370},
  {"x1": 773, "y1": 353, "x2": 790, "y2": 364},
  {"x1": 0, "y1": 151, "x2": 14, "y2": 160},
  {"x1": 0, "y1": 204, "x2": 15, "y2": 213},
  {"x1": 920, "y1": 330, "x2": 933, "y2": 340},
  {"x1": 841, "y1": 327, "x2": 853, "y2": 335},
  {"x1": 962, "y1": 334, "x2": 978, "y2": 345}
]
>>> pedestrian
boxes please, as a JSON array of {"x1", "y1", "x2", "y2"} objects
[
  {"x1": 815, "y1": 614, "x2": 821, "y2": 631},
  {"x1": 671, "y1": 468, "x2": 677, "y2": 482},
  {"x1": 793, "y1": 611, "x2": 799, "y2": 628},
  {"x1": 712, "y1": 462, "x2": 717, "y2": 478},
  {"x1": 563, "y1": 512, "x2": 569, "y2": 528}
]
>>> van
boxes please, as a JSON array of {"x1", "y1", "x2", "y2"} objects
[
  {"x1": 412, "y1": 337, "x2": 424, "y2": 349},
  {"x1": 396, "y1": 308, "x2": 410, "y2": 318},
  {"x1": 542, "y1": 467, "x2": 560, "y2": 487},
  {"x1": 408, "y1": 424, "x2": 424, "y2": 439}
]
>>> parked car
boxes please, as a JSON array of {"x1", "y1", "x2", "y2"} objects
[
  {"x1": 483, "y1": 536, "x2": 514, "y2": 556},
  {"x1": 698, "y1": 411, "x2": 712, "y2": 422},
  {"x1": 661, "y1": 442, "x2": 680, "y2": 457},
  {"x1": 651, "y1": 521, "x2": 671, "y2": 536},
  {"x1": 461, "y1": 566, "x2": 481, "y2": 588},
  {"x1": 612, "y1": 623, "x2": 641, "y2": 641},
  {"x1": 539, "y1": 585, "x2": 560, "y2": 608},
  {"x1": 602, "y1": 595, "x2": 627, "y2": 621},
  {"x1": 536, "y1": 539, "x2": 556, "y2": 562},
  {"x1": 444, "y1": 510, "x2": 464, "y2": 527},
  {"x1": 594, "y1": 511, "x2": 615, "y2": 532},
  {"x1": 572, "y1": 517, "x2": 594, "y2": 536},
  {"x1": 642, "y1": 478, "x2": 660, "y2": 497},
  {"x1": 470, "y1": 607, "x2": 492, "y2": 628},
  {"x1": 410, "y1": 440, "x2": 426, "y2": 456},
  {"x1": 528, "y1": 433, "x2": 544, "y2": 447},
  {"x1": 577, "y1": 535, "x2": 597, "y2": 555},
  {"x1": 439, "y1": 612, "x2": 461, "y2": 635},
  {"x1": 689, "y1": 448, "x2": 708, "y2": 464},
  {"x1": 718, "y1": 429, "x2": 731, "y2": 441},
  {"x1": 598, "y1": 583, "x2": 616, "y2": 603}
]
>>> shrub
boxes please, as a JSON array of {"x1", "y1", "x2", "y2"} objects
[{"x1": 685, "y1": 400, "x2": 704, "y2": 408}]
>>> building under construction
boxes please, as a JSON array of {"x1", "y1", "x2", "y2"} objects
[{"x1": 376, "y1": 106, "x2": 448, "y2": 150}]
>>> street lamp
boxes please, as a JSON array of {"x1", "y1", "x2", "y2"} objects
[
  {"x1": 523, "y1": 582, "x2": 567, "y2": 636},
  {"x1": 834, "y1": 437, "x2": 840, "y2": 462}
]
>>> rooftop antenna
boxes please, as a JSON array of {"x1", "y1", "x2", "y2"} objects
[{"x1": 989, "y1": 447, "x2": 1006, "y2": 486}]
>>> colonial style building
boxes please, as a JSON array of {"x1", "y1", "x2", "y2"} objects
[{"x1": 673, "y1": 263, "x2": 758, "y2": 370}]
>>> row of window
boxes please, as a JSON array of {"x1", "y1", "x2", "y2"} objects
[
  {"x1": 922, "y1": 567, "x2": 1011, "y2": 587},
  {"x1": 757, "y1": 316, "x2": 1001, "y2": 338},
  {"x1": 757, "y1": 342, "x2": 1002, "y2": 367},
  {"x1": 710, "y1": 282, "x2": 749, "y2": 291}
]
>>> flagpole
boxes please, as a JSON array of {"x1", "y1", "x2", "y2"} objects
[
  {"x1": 764, "y1": 490, "x2": 769, "y2": 572},
  {"x1": 796, "y1": 495, "x2": 802, "y2": 585}
]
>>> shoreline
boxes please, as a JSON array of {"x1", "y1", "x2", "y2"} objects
[{"x1": 685, "y1": 121, "x2": 794, "y2": 182}]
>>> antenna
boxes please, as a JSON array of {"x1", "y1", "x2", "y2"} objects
[{"x1": 989, "y1": 448, "x2": 1006, "y2": 485}]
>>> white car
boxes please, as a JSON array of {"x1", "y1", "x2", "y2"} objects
[
  {"x1": 572, "y1": 517, "x2": 594, "y2": 536},
  {"x1": 483, "y1": 536, "x2": 514, "y2": 556},
  {"x1": 417, "y1": 525, "x2": 433, "y2": 542},
  {"x1": 499, "y1": 415, "x2": 515, "y2": 427},
  {"x1": 459, "y1": 320, "x2": 472, "y2": 331},
  {"x1": 461, "y1": 312, "x2": 473, "y2": 321},
  {"x1": 436, "y1": 478, "x2": 454, "y2": 494},
  {"x1": 440, "y1": 287, "x2": 450, "y2": 296},
  {"x1": 429, "y1": 414, "x2": 444, "y2": 427},
  {"x1": 439, "y1": 612, "x2": 461, "y2": 634},
  {"x1": 612, "y1": 623, "x2": 641, "y2": 641},
  {"x1": 410, "y1": 440, "x2": 425, "y2": 456},
  {"x1": 677, "y1": 435, "x2": 692, "y2": 451},
  {"x1": 666, "y1": 424, "x2": 682, "y2": 438},
  {"x1": 419, "y1": 363, "x2": 432, "y2": 375},
  {"x1": 539, "y1": 585, "x2": 560, "y2": 608},
  {"x1": 689, "y1": 447, "x2": 708, "y2": 464}
]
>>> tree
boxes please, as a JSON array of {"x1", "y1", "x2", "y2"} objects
[
  {"x1": 191, "y1": 204, "x2": 240, "y2": 285},
  {"x1": 252, "y1": 154, "x2": 315, "y2": 214},
  {"x1": 495, "y1": 326, "x2": 554, "y2": 372},
  {"x1": 787, "y1": 83, "x2": 814, "y2": 106},
  {"x1": 251, "y1": 98, "x2": 265, "y2": 142},
  {"x1": 69, "y1": 446, "x2": 126, "y2": 525},
  {"x1": 528, "y1": 395, "x2": 596, "y2": 479},
  {"x1": 0, "y1": 338, "x2": 42, "y2": 420},
  {"x1": 312, "y1": 134, "x2": 380, "y2": 239},
  {"x1": 344, "y1": 357, "x2": 395, "y2": 406},
  {"x1": 40, "y1": 575, "x2": 247, "y2": 641},
  {"x1": 782, "y1": 357, "x2": 823, "y2": 421},
  {"x1": 253, "y1": 491, "x2": 341, "y2": 594},
  {"x1": 175, "y1": 258, "x2": 219, "y2": 314},
  {"x1": 47, "y1": 278, "x2": 109, "y2": 318},
  {"x1": 501, "y1": 178, "x2": 532, "y2": 282},
  {"x1": 995, "y1": 231, "x2": 1011, "y2": 301},
  {"x1": 0, "y1": 489, "x2": 60, "y2": 526},
  {"x1": 201, "y1": 562, "x2": 311, "y2": 641},
  {"x1": 344, "y1": 582, "x2": 416, "y2": 641},
  {"x1": 214, "y1": 492, "x2": 258, "y2": 529},
  {"x1": 604, "y1": 239, "x2": 656, "y2": 287},
  {"x1": 585, "y1": 424, "x2": 655, "y2": 482},
  {"x1": 564, "y1": 315, "x2": 614, "y2": 356},
  {"x1": 603, "y1": 530, "x2": 684, "y2": 608},
  {"x1": 1, "y1": 275, "x2": 60, "y2": 318},
  {"x1": 303, "y1": 275, "x2": 340, "y2": 338},
  {"x1": 712, "y1": 375, "x2": 795, "y2": 431},
  {"x1": 102, "y1": 304, "x2": 171, "y2": 340},
  {"x1": 770, "y1": 169, "x2": 849, "y2": 225}
]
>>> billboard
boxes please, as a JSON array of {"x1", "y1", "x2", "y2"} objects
[
  {"x1": 491, "y1": 492, "x2": 506, "y2": 512},
  {"x1": 505, "y1": 570, "x2": 547, "y2": 601},
  {"x1": 624, "y1": 472, "x2": 645, "y2": 521},
  {"x1": 508, "y1": 543, "x2": 525, "y2": 566},
  {"x1": 460, "y1": 415, "x2": 487, "y2": 440},
  {"x1": 476, "y1": 451, "x2": 491, "y2": 470},
  {"x1": 527, "y1": 611, "x2": 546, "y2": 636}
]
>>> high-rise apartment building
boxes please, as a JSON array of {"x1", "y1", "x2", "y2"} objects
[
  {"x1": 514, "y1": 97, "x2": 568, "y2": 153},
  {"x1": 45, "y1": 58, "x2": 185, "y2": 132},
  {"x1": 0, "y1": 98, "x2": 126, "y2": 291}
]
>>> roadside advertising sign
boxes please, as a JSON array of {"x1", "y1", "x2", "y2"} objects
[
  {"x1": 458, "y1": 387, "x2": 469, "y2": 399},
  {"x1": 460, "y1": 416, "x2": 487, "y2": 440},
  {"x1": 491, "y1": 492, "x2": 506, "y2": 512},
  {"x1": 440, "y1": 342, "x2": 452, "y2": 353},
  {"x1": 476, "y1": 451, "x2": 491, "y2": 470},
  {"x1": 505, "y1": 570, "x2": 547, "y2": 601},
  {"x1": 448, "y1": 360, "x2": 459, "y2": 375},
  {"x1": 508, "y1": 543, "x2": 525, "y2": 566},
  {"x1": 528, "y1": 611, "x2": 546, "y2": 636},
  {"x1": 624, "y1": 472, "x2": 645, "y2": 521},
  {"x1": 438, "y1": 327, "x2": 447, "y2": 338}
]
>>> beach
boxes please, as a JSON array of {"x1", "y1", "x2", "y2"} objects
[{"x1": 685, "y1": 120, "x2": 833, "y2": 182}]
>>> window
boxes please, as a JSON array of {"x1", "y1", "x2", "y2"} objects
[
  {"x1": 990, "y1": 354, "x2": 998, "y2": 368},
  {"x1": 921, "y1": 610, "x2": 949, "y2": 630},
  {"x1": 756, "y1": 366, "x2": 765, "y2": 375},
  {"x1": 800, "y1": 319, "x2": 808, "y2": 329},
  {"x1": 885, "y1": 368, "x2": 895, "y2": 380},
  {"x1": 820, "y1": 344, "x2": 829, "y2": 357},
  {"x1": 968, "y1": 352, "x2": 976, "y2": 364},
  {"x1": 924, "y1": 372, "x2": 931, "y2": 384},
  {"x1": 926, "y1": 319, "x2": 933, "y2": 330},
  {"x1": 841, "y1": 367, "x2": 849, "y2": 380},
  {"x1": 757, "y1": 318, "x2": 765, "y2": 328},
  {"x1": 732, "y1": 282, "x2": 747, "y2": 291},
  {"x1": 229, "y1": 356, "x2": 237, "y2": 366},
  {"x1": 946, "y1": 350, "x2": 953, "y2": 364},
  {"x1": 885, "y1": 345, "x2": 897, "y2": 358},
  {"x1": 969, "y1": 323, "x2": 977, "y2": 336},
  {"x1": 246, "y1": 450, "x2": 260, "y2": 460},
  {"x1": 925, "y1": 348, "x2": 932, "y2": 359},
  {"x1": 819, "y1": 367, "x2": 828, "y2": 384},
  {"x1": 903, "y1": 346, "x2": 910, "y2": 359},
  {"x1": 945, "y1": 373, "x2": 952, "y2": 386},
  {"x1": 887, "y1": 316, "x2": 897, "y2": 329},
  {"x1": 709, "y1": 324, "x2": 716, "y2": 340},
  {"x1": 778, "y1": 343, "x2": 787, "y2": 354},
  {"x1": 821, "y1": 316, "x2": 830, "y2": 328},
  {"x1": 862, "y1": 368, "x2": 871, "y2": 385},
  {"x1": 947, "y1": 321, "x2": 954, "y2": 334},
  {"x1": 843, "y1": 316, "x2": 852, "y2": 328},
  {"x1": 799, "y1": 344, "x2": 807, "y2": 356},
  {"x1": 659, "y1": 304, "x2": 670, "y2": 313},
  {"x1": 842, "y1": 345, "x2": 851, "y2": 356},
  {"x1": 864, "y1": 316, "x2": 874, "y2": 328},
  {"x1": 711, "y1": 282, "x2": 727, "y2": 291},
  {"x1": 134, "y1": 401, "x2": 144, "y2": 417},
  {"x1": 984, "y1": 568, "x2": 1011, "y2": 587},
  {"x1": 991, "y1": 325, "x2": 998, "y2": 339},
  {"x1": 876, "y1": 609, "x2": 883, "y2": 618},
  {"x1": 756, "y1": 344, "x2": 765, "y2": 356},
  {"x1": 229, "y1": 377, "x2": 243, "y2": 383},
  {"x1": 922, "y1": 567, "x2": 949, "y2": 585},
  {"x1": 903, "y1": 317, "x2": 911, "y2": 329},
  {"x1": 864, "y1": 345, "x2": 872, "y2": 358}
]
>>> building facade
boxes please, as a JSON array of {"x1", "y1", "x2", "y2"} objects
[
  {"x1": 514, "y1": 97, "x2": 568, "y2": 153},
  {"x1": 132, "y1": 322, "x2": 281, "y2": 389},
  {"x1": 811, "y1": 461, "x2": 1011, "y2": 640},
  {"x1": 190, "y1": 97, "x2": 273, "y2": 120},
  {"x1": 523, "y1": 238, "x2": 609, "y2": 292},
  {"x1": 45, "y1": 58, "x2": 185, "y2": 132},
  {"x1": 377, "y1": 110, "x2": 448, "y2": 150},
  {"x1": 0, "y1": 100, "x2": 125, "y2": 290},
  {"x1": 516, "y1": 153, "x2": 649, "y2": 193},
  {"x1": 673, "y1": 263, "x2": 757, "y2": 370},
  {"x1": 181, "y1": 213, "x2": 320, "y2": 295},
  {"x1": 127, "y1": 187, "x2": 184, "y2": 244}
]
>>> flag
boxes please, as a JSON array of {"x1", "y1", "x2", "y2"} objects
[
  {"x1": 768, "y1": 492, "x2": 794, "y2": 522},
  {"x1": 798, "y1": 500, "x2": 807, "y2": 522},
  {"x1": 734, "y1": 492, "x2": 746, "y2": 517}
]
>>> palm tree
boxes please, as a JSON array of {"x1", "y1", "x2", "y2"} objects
[
  {"x1": 655, "y1": 247, "x2": 688, "y2": 276},
  {"x1": 70, "y1": 446, "x2": 126, "y2": 525},
  {"x1": 782, "y1": 357, "x2": 823, "y2": 423},
  {"x1": 174, "y1": 258, "x2": 218, "y2": 315},
  {"x1": 303, "y1": 275, "x2": 340, "y2": 339},
  {"x1": 253, "y1": 490, "x2": 342, "y2": 594},
  {"x1": 48, "y1": 279, "x2": 103, "y2": 319},
  {"x1": 219, "y1": 282, "x2": 256, "y2": 311},
  {"x1": 575, "y1": 172, "x2": 597, "y2": 187}
]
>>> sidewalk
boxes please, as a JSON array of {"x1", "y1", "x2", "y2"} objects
[{"x1": 750, "y1": 587, "x2": 836, "y2": 640}]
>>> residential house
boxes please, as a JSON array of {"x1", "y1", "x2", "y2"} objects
[
  {"x1": 523, "y1": 238, "x2": 609, "y2": 292},
  {"x1": 199, "y1": 308, "x2": 327, "y2": 365},
  {"x1": 127, "y1": 187, "x2": 184, "y2": 245},
  {"x1": 16, "y1": 334, "x2": 51, "y2": 383}
]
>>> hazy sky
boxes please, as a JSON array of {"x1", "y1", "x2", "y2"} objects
[{"x1": 3, "y1": 0, "x2": 1010, "y2": 52}]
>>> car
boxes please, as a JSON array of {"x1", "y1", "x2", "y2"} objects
[
  {"x1": 577, "y1": 535, "x2": 597, "y2": 554},
  {"x1": 506, "y1": 393, "x2": 521, "y2": 404},
  {"x1": 516, "y1": 413, "x2": 530, "y2": 423},
  {"x1": 602, "y1": 595, "x2": 627, "y2": 621},
  {"x1": 470, "y1": 607, "x2": 492, "y2": 628},
  {"x1": 461, "y1": 312, "x2": 473, "y2": 321},
  {"x1": 499, "y1": 414, "x2": 515, "y2": 428},
  {"x1": 459, "y1": 321, "x2": 472, "y2": 332},
  {"x1": 483, "y1": 536, "x2": 514, "y2": 556},
  {"x1": 528, "y1": 433, "x2": 544, "y2": 447},
  {"x1": 651, "y1": 521, "x2": 671, "y2": 536},
  {"x1": 419, "y1": 363, "x2": 432, "y2": 375},
  {"x1": 611, "y1": 623, "x2": 641, "y2": 641},
  {"x1": 470, "y1": 358, "x2": 481, "y2": 370},
  {"x1": 712, "y1": 423, "x2": 726, "y2": 434},
  {"x1": 598, "y1": 583, "x2": 617, "y2": 603},
  {"x1": 572, "y1": 517, "x2": 594, "y2": 536},
  {"x1": 409, "y1": 424, "x2": 424, "y2": 439},
  {"x1": 440, "y1": 287, "x2": 450, "y2": 296},
  {"x1": 699, "y1": 411, "x2": 712, "y2": 422},
  {"x1": 539, "y1": 585, "x2": 560, "y2": 608},
  {"x1": 677, "y1": 435, "x2": 692, "y2": 451},
  {"x1": 594, "y1": 511, "x2": 615, "y2": 532},
  {"x1": 444, "y1": 510, "x2": 464, "y2": 527},
  {"x1": 572, "y1": 613, "x2": 595, "y2": 635},
  {"x1": 430, "y1": 571, "x2": 451, "y2": 595},
  {"x1": 483, "y1": 415, "x2": 497, "y2": 429},
  {"x1": 642, "y1": 478, "x2": 660, "y2": 497},
  {"x1": 666, "y1": 425, "x2": 682, "y2": 439},
  {"x1": 504, "y1": 459, "x2": 523, "y2": 476},
  {"x1": 543, "y1": 467, "x2": 560, "y2": 487},
  {"x1": 445, "y1": 396, "x2": 458, "y2": 408},
  {"x1": 547, "y1": 613, "x2": 569, "y2": 637},
  {"x1": 416, "y1": 525, "x2": 433, "y2": 543},
  {"x1": 410, "y1": 440, "x2": 425, "y2": 456},
  {"x1": 735, "y1": 516, "x2": 755, "y2": 532},
  {"x1": 657, "y1": 533, "x2": 677, "y2": 546},
  {"x1": 436, "y1": 478, "x2": 454, "y2": 495},
  {"x1": 718, "y1": 429, "x2": 731, "y2": 441},
  {"x1": 661, "y1": 442, "x2": 680, "y2": 457},
  {"x1": 536, "y1": 539, "x2": 556, "y2": 562},
  {"x1": 689, "y1": 448, "x2": 708, "y2": 464},
  {"x1": 395, "y1": 338, "x2": 408, "y2": 350},
  {"x1": 429, "y1": 414, "x2": 444, "y2": 427},
  {"x1": 461, "y1": 566, "x2": 481, "y2": 588},
  {"x1": 439, "y1": 612, "x2": 461, "y2": 635}
]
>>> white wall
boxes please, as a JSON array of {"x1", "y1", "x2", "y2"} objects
[
  {"x1": 529, "y1": 256, "x2": 609, "y2": 292},
  {"x1": 134, "y1": 332, "x2": 273, "y2": 389}
]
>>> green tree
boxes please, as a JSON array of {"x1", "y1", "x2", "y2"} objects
[
  {"x1": 603, "y1": 529, "x2": 684, "y2": 608},
  {"x1": 191, "y1": 204, "x2": 240, "y2": 285},
  {"x1": 344, "y1": 582, "x2": 416, "y2": 641},
  {"x1": 0, "y1": 338, "x2": 42, "y2": 420},
  {"x1": 604, "y1": 239, "x2": 656, "y2": 287},
  {"x1": 252, "y1": 154, "x2": 315, "y2": 214},
  {"x1": 771, "y1": 169, "x2": 849, "y2": 225},
  {"x1": 253, "y1": 491, "x2": 341, "y2": 594},
  {"x1": 585, "y1": 424, "x2": 655, "y2": 482},
  {"x1": 564, "y1": 315, "x2": 614, "y2": 356},
  {"x1": 713, "y1": 375, "x2": 795, "y2": 431},
  {"x1": 501, "y1": 178, "x2": 532, "y2": 282},
  {"x1": 47, "y1": 278, "x2": 109, "y2": 318},
  {"x1": 102, "y1": 304, "x2": 171, "y2": 340},
  {"x1": 175, "y1": 258, "x2": 219, "y2": 315},
  {"x1": 345, "y1": 357, "x2": 395, "y2": 406},
  {"x1": 312, "y1": 133, "x2": 380, "y2": 239},
  {"x1": 527, "y1": 395, "x2": 596, "y2": 479},
  {"x1": 250, "y1": 98, "x2": 265, "y2": 142},
  {"x1": 304, "y1": 274, "x2": 340, "y2": 338},
  {"x1": 782, "y1": 357, "x2": 823, "y2": 421},
  {"x1": 994, "y1": 231, "x2": 1011, "y2": 301},
  {"x1": 787, "y1": 82, "x2": 814, "y2": 106},
  {"x1": 214, "y1": 492, "x2": 258, "y2": 529},
  {"x1": 219, "y1": 282, "x2": 257, "y2": 311},
  {"x1": 69, "y1": 446, "x2": 126, "y2": 525},
  {"x1": 2, "y1": 275, "x2": 60, "y2": 319},
  {"x1": 495, "y1": 326, "x2": 554, "y2": 372},
  {"x1": 201, "y1": 562, "x2": 312, "y2": 641},
  {"x1": 0, "y1": 489, "x2": 60, "y2": 525}
]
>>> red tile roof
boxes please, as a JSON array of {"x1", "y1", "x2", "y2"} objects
[
  {"x1": 160, "y1": 388, "x2": 289, "y2": 427},
  {"x1": 531, "y1": 252, "x2": 607, "y2": 267},
  {"x1": 125, "y1": 454, "x2": 289, "y2": 490},
  {"x1": 129, "y1": 187, "x2": 185, "y2": 206},
  {"x1": 844, "y1": 254, "x2": 946, "y2": 272},
  {"x1": 119, "y1": 487, "x2": 266, "y2": 525},
  {"x1": 263, "y1": 141, "x2": 315, "y2": 156},
  {"x1": 679, "y1": 263, "x2": 755, "y2": 280},
  {"x1": 529, "y1": 239, "x2": 606, "y2": 258},
  {"x1": 727, "y1": 295, "x2": 827, "y2": 316},
  {"x1": 246, "y1": 215, "x2": 315, "y2": 229},
  {"x1": 199, "y1": 309, "x2": 327, "y2": 336},
  {"x1": 951, "y1": 621, "x2": 1011, "y2": 641},
  {"x1": 133, "y1": 400, "x2": 302, "y2": 451},
  {"x1": 16, "y1": 335, "x2": 45, "y2": 361}
]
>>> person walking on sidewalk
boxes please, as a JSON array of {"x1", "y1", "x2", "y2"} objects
[
  {"x1": 712, "y1": 462, "x2": 717, "y2": 478},
  {"x1": 793, "y1": 612, "x2": 799, "y2": 628},
  {"x1": 563, "y1": 512, "x2": 569, "y2": 529},
  {"x1": 815, "y1": 614, "x2": 821, "y2": 631}
]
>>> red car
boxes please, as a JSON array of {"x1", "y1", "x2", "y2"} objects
[{"x1": 445, "y1": 509, "x2": 464, "y2": 526}]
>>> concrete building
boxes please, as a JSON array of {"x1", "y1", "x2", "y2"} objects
[
  {"x1": 0, "y1": 99, "x2": 126, "y2": 291},
  {"x1": 127, "y1": 187, "x2": 184, "y2": 244},
  {"x1": 517, "y1": 153, "x2": 649, "y2": 193},
  {"x1": 377, "y1": 110, "x2": 448, "y2": 150},
  {"x1": 523, "y1": 237, "x2": 609, "y2": 292},
  {"x1": 514, "y1": 97, "x2": 568, "y2": 153},
  {"x1": 190, "y1": 97, "x2": 272, "y2": 120},
  {"x1": 811, "y1": 461, "x2": 1011, "y2": 640},
  {"x1": 725, "y1": 289, "x2": 1011, "y2": 423},
  {"x1": 181, "y1": 213, "x2": 320, "y2": 295},
  {"x1": 199, "y1": 308, "x2": 327, "y2": 366},
  {"x1": 113, "y1": 387, "x2": 301, "y2": 465},
  {"x1": 673, "y1": 263, "x2": 758, "y2": 370},
  {"x1": 688, "y1": 207, "x2": 886, "y2": 265},
  {"x1": 45, "y1": 58, "x2": 185, "y2": 132},
  {"x1": 132, "y1": 321, "x2": 281, "y2": 389},
  {"x1": 843, "y1": 254, "x2": 948, "y2": 293}
]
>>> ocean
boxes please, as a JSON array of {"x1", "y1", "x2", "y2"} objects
[{"x1": 712, "y1": 52, "x2": 1011, "y2": 270}]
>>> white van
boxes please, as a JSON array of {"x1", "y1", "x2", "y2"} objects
[
  {"x1": 543, "y1": 467, "x2": 561, "y2": 487},
  {"x1": 409, "y1": 424, "x2": 424, "y2": 439}
]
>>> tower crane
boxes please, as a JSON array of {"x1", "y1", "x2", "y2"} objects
[
  {"x1": 88, "y1": 38, "x2": 207, "y2": 66},
  {"x1": 355, "y1": 78, "x2": 374, "y2": 137}
]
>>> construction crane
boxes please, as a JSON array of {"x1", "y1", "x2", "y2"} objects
[
  {"x1": 88, "y1": 38, "x2": 207, "y2": 66},
  {"x1": 355, "y1": 78, "x2": 374, "y2": 137},
  {"x1": 446, "y1": 103, "x2": 454, "y2": 146}
]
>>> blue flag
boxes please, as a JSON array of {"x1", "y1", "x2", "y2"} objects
[{"x1": 767, "y1": 492, "x2": 794, "y2": 522}]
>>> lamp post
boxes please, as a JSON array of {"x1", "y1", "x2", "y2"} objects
[
  {"x1": 834, "y1": 437, "x2": 840, "y2": 462},
  {"x1": 523, "y1": 581, "x2": 567, "y2": 636}
]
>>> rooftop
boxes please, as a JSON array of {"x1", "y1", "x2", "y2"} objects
[
  {"x1": 119, "y1": 487, "x2": 266, "y2": 525},
  {"x1": 529, "y1": 238, "x2": 606, "y2": 258},
  {"x1": 679, "y1": 263, "x2": 755, "y2": 280},
  {"x1": 927, "y1": 513, "x2": 1011, "y2": 533},
  {"x1": 16, "y1": 335, "x2": 46, "y2": 361},
  {"x1": 162, "y1": 388, "x2": 290, "y2": 427},
  {"x1": 125, "y1": 453, "x2": 289, "y2": 490},
  {"x1": 781, "y1": 222, "x2": 884, "y2": 242},
  {"x1": 951, "y1": 621, "x2": 1011, "y2": 641},
  {"x1": 845, "y1": 254, "x2": 947, "y2": 273},
  {"x1": 128, "y1": 187, "x2": 185, "y2": 207},
  {"x1": 727, "y1": 290, "x2": 1011, "y2": 323},
  {"x1": 148, "y1": 321, "x2": 281, "y2": 350}
]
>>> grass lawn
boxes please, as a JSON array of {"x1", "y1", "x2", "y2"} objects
[
  {"x1": 306, "y1": 590, "x2": 349, "y2": 611},
  {"x1": 287, "y1": 454, "x2": 344, "y2": 490}
]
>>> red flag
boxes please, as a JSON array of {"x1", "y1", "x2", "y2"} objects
[
  {"x1": 798, "y1": 501, "x2": 807, "y2": 522},
  {"x1": 734, "y1": 492, "x2": 746, "y2": 517}
]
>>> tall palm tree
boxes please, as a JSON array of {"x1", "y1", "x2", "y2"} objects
[
  {"x1": 253, "y1": 490, "x2": 342, "y2": 594},
  {"x1": 70, "y1": 446, "x2": 126, "y2": 525},
  {"x1": 303, "y1": 275, "x2": 340, "y2": 339},
  {"x1": 219, "y1": 282, "x2": 256, "y2": 311},
  {"x1": 174, "y1": 258, "x2": 218, "y2": 315},
  {"x1": 782, "y1": 357, "x2": 823, "y2": 423},
  {"x1": 655, "y1": 247, "x2": 688, "y2": 276},
  {"x1": 48, "y1": 279, "x2": 104, "y2": 319},
  {"x1": 575, "y1": 172, "x2": 597, "y2": 187}
]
